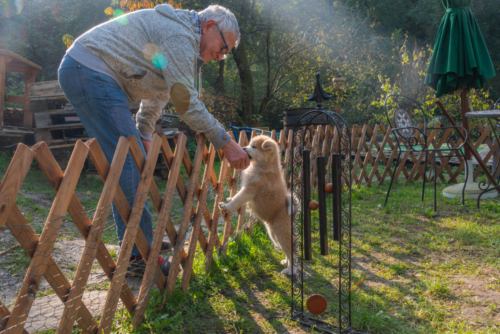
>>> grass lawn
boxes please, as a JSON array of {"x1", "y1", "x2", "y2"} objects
[
  {"x1": 1, "y1": 149, "x2": 500, "y2": 333},
  {"x1": 125, "y1": 180, "x2": 500, "y2": 334}
]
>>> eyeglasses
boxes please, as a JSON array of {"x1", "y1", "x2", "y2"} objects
[{"x1": 215, "y1": 23, "x2": 229, "y2": 59}]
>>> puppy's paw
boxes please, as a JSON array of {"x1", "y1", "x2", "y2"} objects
[
  {"x1": 280, "y1": 259, "x2": 288, "y2": 266},
  {"x1": 218, "y1": 202, "x2": 230, "y2": 213},
  {"x1": 281, "y1": 267, "x2": 293, "y2": 276}
]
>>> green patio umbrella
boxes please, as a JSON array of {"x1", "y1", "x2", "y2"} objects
[
  {"x1": 425, "y1": 0, "x2": 496, "y2": 98},
  {"x1": 425, "y1": 0, "x2": 496, "y2": 199}
]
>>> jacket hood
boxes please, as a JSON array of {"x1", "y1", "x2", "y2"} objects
[{"x1": 155, "y1": 4, "x2": 199, "y2": 35}]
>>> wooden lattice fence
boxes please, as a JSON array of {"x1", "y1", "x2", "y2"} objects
[
  {"x1": 0, "y1": 131, "x2": 264, "y2": 334},
  {"x1": 280, "y1": 122, "x2": 499, "y2": 189},
  {"x1": 0, "y1": 122, "x2": 498, "y2": 333}
]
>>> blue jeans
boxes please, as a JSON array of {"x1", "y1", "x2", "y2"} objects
[{"x1": 58, "y1": 55, "x2": 153, "y2": 258}]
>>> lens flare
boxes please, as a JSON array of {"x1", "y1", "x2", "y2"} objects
[
  {"x1": 112, "y1": 8, "x2": 128, "y2": 25},
  {"x1": 152, "y1": 53, "x2": 167, "y2": 70},
  {"x1": 1, "y1": 0, "x2": 25, "y2": 18},
  {"x1": 142, "y1": 43, "x2": 159, "y2": 60},
  {"x1": 113, "y1": 8, "x2": 124, "y2": 17}
]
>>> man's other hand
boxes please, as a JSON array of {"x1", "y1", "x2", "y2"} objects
[
  {"x1": 221, "y1": 140, "x2": 250, "y2": 170},
  {"x1": 142, "y1": 138, "x2": 151, "y2": 155}
]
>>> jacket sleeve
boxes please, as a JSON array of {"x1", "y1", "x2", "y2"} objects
[
  {"x1": 136, "y1": 98, "x2": 167, "y2": 141},
  {"x1": 155, "y1": 35, "x2": 231, "y2": 150}
]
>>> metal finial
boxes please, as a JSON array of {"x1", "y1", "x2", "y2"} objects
[{"x1": 307, "y1": 72, "x2": 331, "y2": 109}]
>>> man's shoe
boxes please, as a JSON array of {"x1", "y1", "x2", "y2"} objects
[
  {"x1": 127, "y1": 255, "x2": 170, "y2": 277},
  {"x1": 152, "y1": 231, "x2": 172, "y2": 251},
  {"x1": 161, "y1": 241, "x2": 172, "y2": 251},
  {"x1": 157, "y1": 256, "x2": 171, "y2": 276}
]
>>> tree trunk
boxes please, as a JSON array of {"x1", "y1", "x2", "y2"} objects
[
  {"x1": 232, "y1": 0, "x2": 255, "y2": 126},
  {"x1": 232, "y1": 36, "x2": 254, "y2": 125},
  {"x1": 258, "y1": 24, "x2": 272, "y2": 116},
  {"x1": 217, "y1": 60, "x2": 226, "y2": 94}
]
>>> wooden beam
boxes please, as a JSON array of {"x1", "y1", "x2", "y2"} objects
[
  {"x1": 27, "y1": 80, "x2": 64, "y2": 100},
  {"x1": 4, "y1": 95, "x2": 24, "y2": 104},
  {"x1": 23, "y1": 73, "x2": 35, "y2": 128}
]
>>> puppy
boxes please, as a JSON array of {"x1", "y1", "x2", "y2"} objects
[{"x1": 218, "y1": 135, "x2": 293, "y2": 275}]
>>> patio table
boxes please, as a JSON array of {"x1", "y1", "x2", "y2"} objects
[{"x1": 466, "y1": 110, "x2": 500, "y2": 206}]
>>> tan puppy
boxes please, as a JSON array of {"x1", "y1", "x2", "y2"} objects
[{"x1": 218, "y1": 135, "x2": 293, "y2": 275}]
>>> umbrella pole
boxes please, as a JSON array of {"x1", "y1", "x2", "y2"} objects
[
  {"x1": 462, "y1": 89, "x2": 471, "y2": 160},
  {"x1": 462, "y1": 89, "x2": 475, "y2": 183}
]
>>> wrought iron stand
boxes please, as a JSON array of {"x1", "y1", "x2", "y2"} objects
[{"x1": 290, "y1": 73, "x2": 356, "y2": 333}]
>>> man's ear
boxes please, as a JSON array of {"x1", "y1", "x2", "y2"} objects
[{"x1": 202, "y1": 19, "x2": 216, "y2": 34}]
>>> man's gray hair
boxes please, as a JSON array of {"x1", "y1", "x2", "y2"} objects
[{"x1": 198, "y1": 5, "x2": 240, "y2": 46}]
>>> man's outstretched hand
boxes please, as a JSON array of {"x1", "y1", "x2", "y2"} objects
[
  {"x1": 145, "y1": 137, "x2": 249, "y2": 170},
  {"x1": 222, "y1": 140, "x2": 250, "y2": 170}
]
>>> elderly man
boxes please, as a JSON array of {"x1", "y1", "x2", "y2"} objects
[{"x1": 58, "y1": 4, "x2": 249, "y2": 276}]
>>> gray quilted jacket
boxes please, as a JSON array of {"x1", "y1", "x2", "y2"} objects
[{"x1": 73, "y1": 4, "x2": 230, "y2": 148}]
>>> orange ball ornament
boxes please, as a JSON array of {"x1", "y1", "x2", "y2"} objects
[
  {"x1": 306, "y1": 294, "x2": 328, "y2": 315},
  {"x1": 308, "y1": 200, "x2": 319, "y2": 211},
  {"x1": 324, "y1": 183, "x2": 333, "y2": 194}
]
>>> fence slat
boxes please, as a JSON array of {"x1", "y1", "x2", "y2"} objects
[
  {"x1": 133, "y1": 133, "x2": 187, "y2": 328},
  {"x1": 205, "y1": 148, "x2": 230, "y2": 273},
  {"x1": 201, "y1": 143, "x2": 223, "y2": 248},
  {"x1": 97, "y1": 135, "x2": 162, "y2": 334},
  {"x1": 0, "y1": 300, "x2": 28, "y2": 334},
  {"x1": 0, "y1": 144, "x2": 35, "y2": 230},
  {"x1": 164, "y1": 135, "x2": 205, "y2": 300},
  {"x1": 351, "y1": 125, "x2": 367, "y2": 186},
  {"x1": 126, "y1": 136, "x2": 170, "y2": 289},
  {"x1": 221, "y1": 131, "x2": 247, "y2": 252},
  {"x1": 5, "y1": 205, "x2": 97, "y2": 334},
  {"x1": 181, "y1": 144, "x2": 216, "y2": 291},
  {"x1": 57, "y1": 137, "x2": 130, "y2": 333},
  {"x1": 246, "y1": 130, "x2": 260, "y2": 236},
  {"x1": 34, "y1": 140, "x2": 137, "y2": 313},
  {"x1": 6, "y1": 141, "x2": 89, "y2": 334},
  {"x1": 159, "y1": 134, "x2": 198, "y2": 264},
  {"x1": 473, "y1": 124, "x2": 495, "y2": 180},
  {"x1": 359, "y1": 124, "x2": 382, "y2": 185},
  {"x1": 236, "y1": 132, "x2": 250, "y2": 232}
]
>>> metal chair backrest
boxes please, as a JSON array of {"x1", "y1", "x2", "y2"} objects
[
  {"x1": 385, "y1": 95, "x2": 427, "y2": 139},
  {"x1": 494, "y1": 98, "x2": 500, "y2": 110}
]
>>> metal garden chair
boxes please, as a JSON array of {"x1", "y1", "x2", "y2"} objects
[{"x1": 384, "y1": 95, "x2": 469, "y2": 212}]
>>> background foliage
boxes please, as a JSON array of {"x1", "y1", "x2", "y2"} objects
[{"x1": 1, "y1": 0, "x2": 499, "y2": 129}]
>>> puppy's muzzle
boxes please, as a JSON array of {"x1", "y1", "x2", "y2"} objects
[{"x1": 243, "y1": 147, "x2": 252, "y2": 160}]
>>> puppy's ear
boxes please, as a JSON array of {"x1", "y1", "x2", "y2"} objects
[{"x1": 261, "y1": 139, "x2": 276, "y2": 151}]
